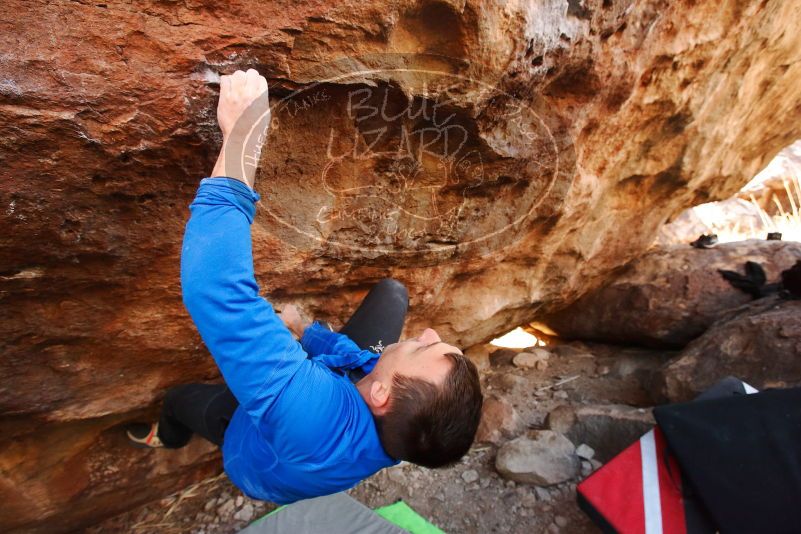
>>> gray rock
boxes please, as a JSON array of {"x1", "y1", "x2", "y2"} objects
[
  {"x1": 495, "y1": 431, "x2": 579, "y2": 486},
  {"x1": 555, "y1": 516, "x2": 568, "y2": 528},
  {"x1": 576, "y1": 443, "x2": 595, "y2": 460},
  {"x1": 461, "y1": 469, "x2": 479, "y2": 484}
]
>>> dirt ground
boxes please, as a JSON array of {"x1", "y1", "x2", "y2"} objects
[{"x1": 90, "y1": 340, "x2": 673, "y2": 533}]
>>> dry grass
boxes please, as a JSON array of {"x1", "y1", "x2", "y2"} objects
[
  {"x1": 697, "y1": 174, "x2": 801, "y2": 243},
  {"x1": 748, "y1": 174, "x2": 801, "y2": 242}
]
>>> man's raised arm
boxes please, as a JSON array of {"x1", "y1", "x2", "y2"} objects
[{"x1": 180, "y1": 69, "x2": 305, "y2": 423}]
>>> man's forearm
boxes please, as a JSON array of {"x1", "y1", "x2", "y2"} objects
[{"x1": 210, "y1": 140, "x2": 259, "y2": 189}]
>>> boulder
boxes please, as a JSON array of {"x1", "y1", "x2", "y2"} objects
[
  {"x1": 547, "y1": 404, "x2": 654, "y2": 462},
  {"x1": 659, "y1": 296, "x2": 801, "y2": 402},
  {"x1": 475, "y1": 395, "x2": 523, "y2": 445},
  {"x1": 537, "y1": 241, "x2": 801, "y2": 348},
  {"x1": 3, "y1": 0, "x2": 801, "y2": 530},
  {"x1": 495, "y1": 431, "x2": 578, "y2": 486},
  {"x1": 489, "y1": 348, "x2": 520, "y2": 368}
]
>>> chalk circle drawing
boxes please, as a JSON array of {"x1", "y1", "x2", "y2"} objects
[{"x1": 223, "y1": 53, "x2": 562, "y2": 258}]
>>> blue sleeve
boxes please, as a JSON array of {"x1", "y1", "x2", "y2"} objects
[
  {"x1": 300, "y1": 323, "x2": 380, "y2": 373},
  {"x1": 180, "y1": 177, "x2": 308, "y2": 423}
]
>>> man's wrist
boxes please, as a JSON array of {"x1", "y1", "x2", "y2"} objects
[{"x1": 210, "y1": 138, "x2": 257, "y2": 189}]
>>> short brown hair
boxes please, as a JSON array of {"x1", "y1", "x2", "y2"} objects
[{"x1": 376, "y1": 352, "x2": 483, "y2": 468}]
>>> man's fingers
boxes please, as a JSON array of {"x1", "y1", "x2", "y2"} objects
[
  {"x1": 220, "y1": 74, "x2": 231, "y2": 96},
  {"x1": 246, "y1": 69, "x2": 267, "y2": 97}
]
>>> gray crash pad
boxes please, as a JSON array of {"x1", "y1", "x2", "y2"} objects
[{"x1": 240, "y1": 492, "x2": 407, "y2": 534}]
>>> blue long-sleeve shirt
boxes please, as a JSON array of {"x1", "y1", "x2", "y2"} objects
[{"x1": 180, "y1": 177, "x2": 397, "y2": 504}]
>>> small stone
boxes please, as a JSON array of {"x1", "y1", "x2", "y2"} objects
[
  {"x1": 590, "y1": 459, "x2": 603, "y2": 471},
  {"x1": 204, "y1": 499, "x2": 215, "y2": 512},
  {"x1": 387, "y1": 466, "x2": 406, "y2": 483},
  {"x1": 235, "y1": 495, "x2": 244, "y2": 508},
  {"x1": 461, "y1": 469, "x2": 479, "y2": 484},
  {"x1": 217, "y1": 500, "x2": 235, "y2": 517},
  {"x1": 548, "y1": 523, "x2": 561, "y2": 533},
  {"x1": 518, "y1": 489, "x2": 538, "y2": 508},
  {"x1": 555, "y1": 515, "x2": 568, "y2": 528},
  {"x1": 234, "y1": 503, "x2": 254, "y2": 522},
  {"x1": 597, "y1": 365, "x2": 610, "y2": 376},
  {"x1": 580, "y1": 460, "x2": 592, "y2": 477},
  {"x1": 576, "y1": 443, "x2": 595, "y2": 460},
  {"x1": 535, "y1": 486, "x2": 551, "y2": 502},
  {"x1": 554, "y1": 390, "x2": 569, "y2": 400},
  {"x1": 512, "y1": 349, "x2": 551, "y2": 369}
]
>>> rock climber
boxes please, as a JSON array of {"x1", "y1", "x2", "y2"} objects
[{"x1": 125, "y1": 69, "x2": 483, "y2": 505}]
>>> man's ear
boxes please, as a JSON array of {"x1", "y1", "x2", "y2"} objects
[{"x1": 370, "y1": 379, "x2": 391, "y2": 415}]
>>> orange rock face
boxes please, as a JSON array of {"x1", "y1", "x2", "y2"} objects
[{"x1": 2, "y1": 0, "x2": 801, "y2": 530}]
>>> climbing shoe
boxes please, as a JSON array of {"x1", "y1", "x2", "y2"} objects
[
  {"x1": 690, "y1": 233, "x2": 718, "y2": 249},
  {"x1": 126, "y1": 422, "x2": 164, "y2": 448}
]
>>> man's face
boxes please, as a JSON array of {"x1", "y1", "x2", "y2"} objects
[{"x1": 370, "y1": 328, "x2": 461, "y2": 386}]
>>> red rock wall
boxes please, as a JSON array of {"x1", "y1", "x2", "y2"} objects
[{"x1": 2, "y1": 0, "x2": 800, "y2": 531}]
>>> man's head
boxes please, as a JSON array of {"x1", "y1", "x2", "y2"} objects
[{"x1": 357, "y1": 328, "x2": 483, "y2": 468}]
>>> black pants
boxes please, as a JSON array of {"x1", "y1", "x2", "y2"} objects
[{"x1": 158, "y1": 278, "x2": 409, "y2": 448}]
